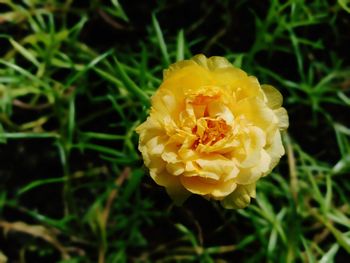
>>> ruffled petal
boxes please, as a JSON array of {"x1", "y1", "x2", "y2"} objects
[
  {"x1": 192, "y1": 54, "x2": 233, "y2": 70},
  {"x1": 265, "y1": 129, "x2": 285, "y2": 172},
  {"x1": 221, "y1": 183, "x2": 256, "y2": 209},
  {"x1": 166, "y1": 162, "x2": 185, "y2": 176},
  {"x1": 235, "y1": 150, "x2": 271, "y2": 184},
  {"x1": 262, "y1": 84, "x2": 283, "y2": 109},
  {"x1": 180, "y1": 176, "x2": 237, "y2": 199},
  {"x1": 207, "y1": 102, "x2": 234, "y2": 125},
  {"x1": 236, "y1": 126, "x2": 266, "y2": 168},
  {"x1": 195, "y1": 154, "x2": 239, "y2": 181},
  {"x1": 180, "y1": 176, "x2": 218, "y2": 195},
  {"x1": 274, "y1": 107, "x2": 289, "y2": 130},
  {"x1": 151, "y1": 170, "x2": 191, "y2": 205},
  {"x1": 233, "y1": 97, "x2": 276, "y2": 131},
  {"x1": 163, "y1": 60, "x2": 196, "y2": 80},
  {"x1": 136, "y1": 116, "x2": 163, "y2": 143}
]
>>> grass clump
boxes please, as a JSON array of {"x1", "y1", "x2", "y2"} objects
[{"x1": 0, "y1": 0, "x2": 350, "y2": 262}]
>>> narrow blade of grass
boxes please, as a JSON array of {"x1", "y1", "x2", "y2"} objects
[
  {"x1": 152, "y1": 13, "x2": 170, "y2": 65},
  {"x1": 176, "y1": 29, "x2": 185, "y2": 61},
  {"x1": 114, "y1": 57, "x2": 150, "y2": 105}
]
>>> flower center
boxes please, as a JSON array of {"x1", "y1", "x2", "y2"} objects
[{"x1": 191, "y1": 118, "x2": 230, "y2": 149}]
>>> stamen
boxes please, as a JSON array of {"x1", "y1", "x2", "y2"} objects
[{"x1": 191, "y1": 118, "x2": 230, "y2": 149}]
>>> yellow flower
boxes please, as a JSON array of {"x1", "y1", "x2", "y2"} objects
[{"x1": 136, "y1": 54, "x2": 288, "y2": 209}]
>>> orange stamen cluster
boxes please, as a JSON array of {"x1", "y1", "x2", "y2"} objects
[{"x1": 192, "y1": 118, "x2": 230, "y2": 149}]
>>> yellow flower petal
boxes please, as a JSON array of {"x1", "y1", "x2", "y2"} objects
[
  {"x1": 265, "y1": 129, "x2": 285, "y2": 172},
  {"x1": 136, "y1": 116, "x2": 162, "y2": 144},
  {"x1": 163, "y1": 60, "x2": 196, "y2": 80},
  {"x1": 233, "y1": 97, "x2": 276, "y2": 131},
  {"x1": 237, "y1": 126, "x2": 267, "y2": 168},
  {"x1": 149, "y1": 169, "x2": 176, "y2": 187},
  {"x1": 195, "y1": 154, "x2": 239, "y2": 181},
  {"x1": 166, "y1": 162, "x2": 185, "y2": 176},
  {"x1": 221, "y1": 183, "x2": 256, "y2": 209},
  {"x1": 235, "y1": 150, "x2": 271, "y2": 184},
  {"x1": 262, "y1": 84, "x2": 283, "y2": 109},
  {"x1": 207, "y1": 102, "x2": 234, "y2": 125},
  {"x1": 274, "y1": 107, "x2": 289, "y2": 130},
  {"x1": 192, "y1": 54, "x2": 232, "y2": 70},
  {"x1": 180, "y1": 176, "x2": 237, "y2": 199}
]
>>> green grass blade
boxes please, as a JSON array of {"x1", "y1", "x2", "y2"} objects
[{"x1": 152, "y1": 13, "x2": 170, "y2": 65}]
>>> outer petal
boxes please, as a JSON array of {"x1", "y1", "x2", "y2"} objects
[
  {"x1": 163, "y1": 60, "x2": 197, "y2": 80},
  {"x1": 149, "y1": 169, "x2": 173, "y2": 187},
  {"x1": 235, "y1": 150, "x2": 271, "y2": 184},
  {"x1": 232, "y1": 97, "x2": 276, "y2": 132},
  {"x1": 150, "y1": 169, "x2": 190, "y2": 205},
  {"x1": 161, "y1": 64, "x2": 212, "y2": 97},
  {"x1": 192, "y1": 54, "x2": 233, "y2": 70},
  {"x1": 180, "y1": 176, "x2": 237, "y2": 199},
  {"x1": 236, "y1": 126, "x2": 267, "y2": 168},
  {"x1": 274, "y1": 107, "x2": 289, "y2": 130},
  {"x1": 262, "y1": 84, "x2": 283, "y2": 109},
  {"x1": 195, "y1": 154, "x2": 239, "y2": 180},
  {"x1": 221, "y1": 183, "x2": 256, "y2": 209},
  {"x1": 136, "y1": 116, "x2": 163, "y2": 143},
  {"x1": 265, "y1": 129, "x2": 285, "y2": 172}
]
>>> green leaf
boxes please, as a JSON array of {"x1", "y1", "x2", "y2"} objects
[
  {"x1": 121, "y1": 169, "x2": 144, "y2": 201},
  {"x1": 176, "y1": 29, "x2": 185, "y2": 61},
  {"x1": 152, "y1": 13, "x2": 170, "y2": 65},
  {"x1": 319, "y1": 244, "x2": 339, "y2": 263},
  {"x1": 114, "y1": 57, "x2": 150, "y2": 105},
  {"x1": 338, "y1": 0, "x2": 350, "y2": 13},
  {"x1": 9, "y1": 38, "x2": 40, "y2": 67}
]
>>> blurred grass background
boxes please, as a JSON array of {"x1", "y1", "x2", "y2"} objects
[{"x1": 0, "y1": 0, "x2": 350, "y2": 262}]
